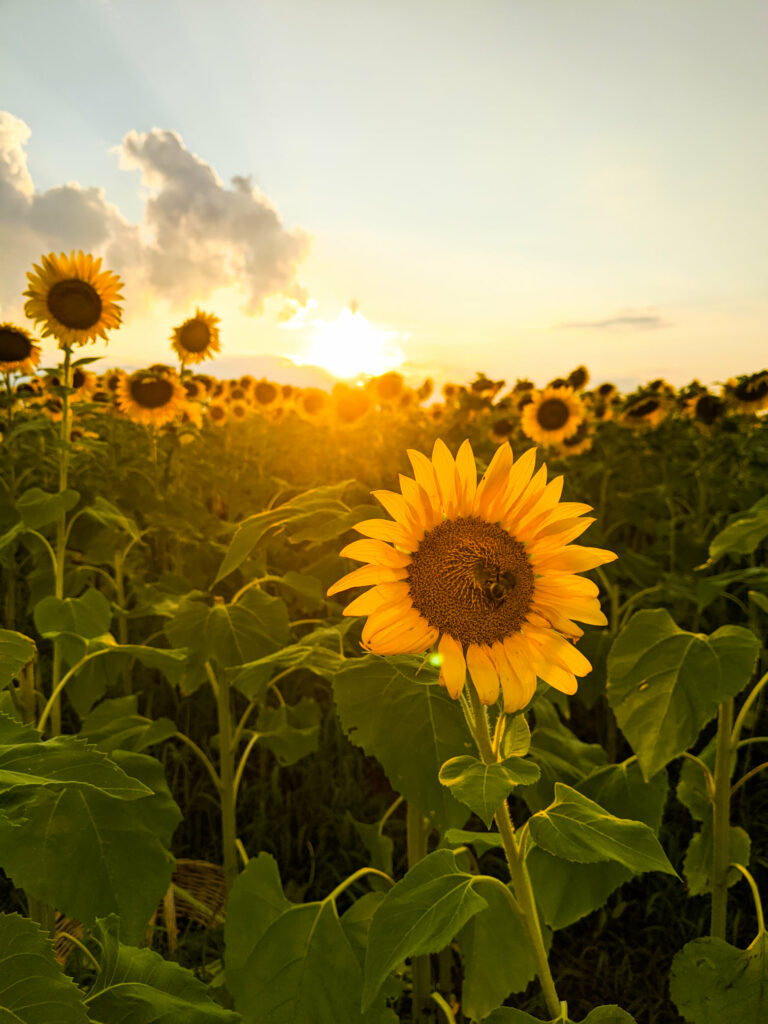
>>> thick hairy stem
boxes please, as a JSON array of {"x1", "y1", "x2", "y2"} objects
[
  {"x1": 711, "y1": 699, "x2": 734, "y2": 940},
  {"x1": 50, "y1": 348, "x2": 73, "y2": 736},
  {"x1": 209, "y1": 661, "x2": 238, "y2": 896}
]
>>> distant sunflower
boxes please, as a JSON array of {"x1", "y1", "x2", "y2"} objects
[
  {"x1": 116, "y1": 370, "x2": 186, "y2": 426},
  {"x1": 0, "y1": 323, "x2": 41, "y2": 374},
  {"x1": 567, "y1": 366, "x2": 590, "y2": 390},
  {"x1": 48, "y1": 366, "x2": 96, "y2": 401},
  {"x1": 684, "y1": 391, "x2": 725, "y2": 427},
  {"x1": 621, "y1": 395, "x2": 668, "y2": 428},
  {"x1": 489, "y1": 417, "x2": 515, "y2": 445},
  {"x1": 371, "y1": 371, "x2": 405, "y2": 404},
  {"x1": 724, "y1": 372, "x2": 768, "y2": 413},
  {"x1": 417, "y1": 378, "x2": 434, "y2": 402},
  {"x1": 333, "y1": 383, "x2": 372, "y2": 425},
  {"x1": 427, "y1": 403, "x2": 445, "y2": 424},
  {"x1": 296, "y1": 387, "x2": 329, "y2": 421},
  {"x1": 207, "y1": 400, "x2": 228, "y2": 426},
  {"x1": 229, "y1": 399, "x2": 250, "y2": 422},
  {"x1": 557, "y1": 421, "x2": 593, "y2": 457},
  {"x1": 521, "y1": 386, "x2": 585, "y2": 445},
  {"x1": 24, "y1": 251, "x2": 123, "y2": 348},
  {"x1": 442, "y1": 383, "x2": 459, "y2": 402},
  {"x1": 252, "y1": 379, "x2": 280, "y2": 411},
  {"x1": 228, "y1": 383, "x2": 251, "y2": 403},
  {"x1": 329, "y1": 439, "x2": 615, "y2": 711},
  {"x1": 171, "y1": 309, "x2": 221, "y2": 364}
]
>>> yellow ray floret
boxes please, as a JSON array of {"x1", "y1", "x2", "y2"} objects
[{"x1": 328, "y1": 439, "x2": 616, "y2": 712}]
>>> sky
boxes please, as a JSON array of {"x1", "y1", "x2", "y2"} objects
[{"x1": 1, "y1": 0, "x2": 766, "y2": 392}]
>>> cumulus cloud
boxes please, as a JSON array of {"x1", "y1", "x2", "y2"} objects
[
  {"x1": 558, "y1": 313, "x2": 669, "y2": 331},
  {"x1": 0, "y1": 112, "x2": 309, "y2": 317}
]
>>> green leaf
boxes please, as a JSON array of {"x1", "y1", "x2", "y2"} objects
[
  {"x1": 363, "y1": 849, "x2": 487, "y2": 1010},
  {"x1": 110, "y1": 750, "x2": 183, "y2": 850},
  {"x1": 457, "y1": 876, "x2": 547, "y2": 1019},
  {"x1": 83, "y1": 495, "x2": 141, "y2": 542},
  {"x1": 706, "y1": 495, "x2": 768, "y2": 564},
  {"x1": 255, "y1": 697, "x2": 321, "y2": 766},
  {"x1": 230, "y1": 634, "x2": 344, "y2": 700},
  {"x1": 33, "y1": 588, "x2": 112, "y2": 664},
  {"x1": 528, "y1": 760, "x2": 670, "y2": 930},
  {"x1": 0, "y1": 783, "x2": 174, "y2": 945},
  {"x1": 86, "y1": 915, "x2": 240, "y2": 1024},
  {"x1": 528, "y1": 783, "x2": 676, "y2": 875},
  {"x1": 0, "y1": 912, "x2": 89, "y2": 1023},
  {"x1": 607, "y1": 610, "x2": 760, "y2": 778},
  {"x1": 485, "y1": 1007, "x2": 637, "y2": 1024},
  {"x1": 214, "y1": 481, "x2": 358, "y2": 583},
  {"x1": 439, "y1": 754, "x2": 540, "y2": 827},
  {"x1": 500, "y1": 713, "x2": 531, "y2": 758},
  {"x1": 333, "y1": 655, "x2": 473, "y2": 831},
  {"x1": 0, "y1": 629, "x2": 35, "y2": 689},
  {"x1": 749, "y1": 590, "x2": 768, "y2": 615},
  {"x1": 670, "y1": 933, "x2": 768, "y2": 1024},
  {"x1": 347, "y1": 813, "x2": 394, "y2": 884},
  {"x1": 442, "y1": 828, "x2": 504, "y2": 855},
  {"x1": 683, "y1": 821, "x2": 751, "y2": 896},
  {"x1": 341, "y1": 892, "x2": 388, "y2": 970},
  {"x1": 80, "y1": 696, "x2": 177, "y2": 753},
  {"x1": 16, "y1": 487, "x2": 79, "y2": 529}
]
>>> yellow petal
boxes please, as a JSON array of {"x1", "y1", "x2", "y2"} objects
[
  {"x1": 354, "y1": 518, "x2": 419, "y2": 550},
  {"x1": 535, "y1": 574, "x2": 600, "y2": 599},
  {"x1": 501, "y1": 635, "x2": 538, "y2": 703},
  {"x1": 432, "y1": 439, "x2": 461, "y2": 515},
  {"x1": 372, "y1": 489, "x2": 421, "y2": 530},
  {"x1": 342, "y1": 588, "x2": 385, "y2": 616},
  {"x1": 497, "y1": 447, "x2": 537, "y2": 519},
  {"x1": 489, "y1": 642, "x2": 528, "y2": 713},
  {"x1": 407, "y1": 448, "x2": 443, "y2": 521},
  {"x1": 363, "y1": 605, "x2": 423, "y2": 647},
  {"x1": 533, "y1": 517, "x2": 595, "y2": 546},
  {"x1": 466, "y1": 643, "x2": 500, "y2": 705},
  {"x1": 399, "y1": 474, "x2": 439, "y2": 529},
  {"x1": 455, "y1": 439, "x2": 478, "y2": 515},
  {"x1": 339, "y1": 539, "x2": 412, "y2": 568},
  {"x1": 535, "y1": 546, "x2": 618, "y2": 573},
  {"x1": 474, "y1": 443, "x2": 513, "y2": 519},
  {"x1": 438, "y1": 633, "x2": 467, "y2": 698},
  {"x1": 327, "y1": 563, "x2": 408, "y2": 596}
]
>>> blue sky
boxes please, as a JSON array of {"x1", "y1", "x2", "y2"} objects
[{"x1": 1, "y1": 0, "x2": 766, "y2": 389}]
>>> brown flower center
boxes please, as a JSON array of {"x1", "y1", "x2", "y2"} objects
[
  {"x1": 255, "y1": 382, "x2": 277, "y2": 404},
  {"x1": 407, "y1": 517, "x2": 535, "y2": 646},
  {"x1": 129, "y1": 377, "x2": 174, "y2": 409},
  {"x1": 0, "y1": 328, "x2": 32, "y2": 362},
  {"x1": 536, "y1": 398, "x2": 570, "y2": 431},
  {"x1": 47, "y1": 279, "x2": 102, "y2": 330},
  {"x1": 178, "y1": 320, "x2": 211, "y2": 353}
]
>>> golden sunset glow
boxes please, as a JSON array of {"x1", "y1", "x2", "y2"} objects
[{"x1": 291, "y1": 308, "x2": 404, "y2": 379}]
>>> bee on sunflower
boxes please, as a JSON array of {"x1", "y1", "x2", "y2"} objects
[
  {"x1": 116, "y1": 368, "x2": 187, "y2": 427},
  {"x1": 0, "y1": 323, "x2": 41, "y2": 374},
  {"x1": 329, "y1": 439, "x2": 615, "y2": 711},
  {"x1": 521, "y1": 385, "x2": 585, "y2": 446},
  {"x1": 170, "y1": 309, "x2": 221, "y2": 364},
  {"x1": 24, "y1": 251, "x2": 123, "y2": 348}
]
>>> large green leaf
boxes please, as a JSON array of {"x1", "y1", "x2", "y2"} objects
[
  {"x1": 363, "y1": 849, "x2": 487, "y2": 1010},
  {"x1": 0, "y1": 912, "x2": 89, "y2": 1024},
  {"x1": 230, "y1": 637, "x2": 345, "y2": 700},
  {"x1": 86, "y1": 916, "x2": 240, "y2": 1024},
  {"x1": 82, "y1": 495, "x2": 142, "y2": 542},
  {"x1": 528, "y1": 783, "x2": 676, "y2": 875},
  {"x1": 16, "y1": 487, "x2": 80, "y2": 529},
  {"x1": 670, "y1": 933, "x2": 768, "y2": 1024},
  {"x1": 485, "y1": 1007, "x2": 637, "y2": 1023},
  {"x1": 457, "y1": 876, "x2": 547, "y2": 1020},
  {"x1": 0, "y1": 781, "x2": 174, "y2": 944},
  {"x1": 80, "y1": 696, "x2": 177, "y2": 753},
  {"x1": 34, "y1": 588, "x2": 112, "y2": 643},
  {"x1": 683, "y1": 821, "x2": 751, "y2": 896},
  {"x1": 0, "y1": 629, "x2": 35, "y2": 689},
  {"x1": 254, "y1": 698, "x2": 321, "y2": 766},
  {"x1": 706, "y1": 495, "x2": 768, "y2": 564},
  {"x1": 607, "y1": 610, "x2": 760, "y2": 779},
  {"x1": 528, "y1": 760, "x2": 669, "y2": 930},
  {"x1": 439, "y1": 754, "x2": 540, "y2": 827},
  {"x1": 333, "y1": 655, "x2": 473, "y2": 831}
]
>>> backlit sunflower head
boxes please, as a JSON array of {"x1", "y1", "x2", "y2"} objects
[
  {"x1": 227, "y1": 382, "x2": 251, "y2": 403},
  {"x1": 238, "y1": 375, "x2": 255, "y2": 392},
  {"x1": 116, "y1": 368, "x2": 186, "y2": 427},
  {"x1": 684, "y1": 391, "x2": 725, "y2": 428},
  {"x1": 329, "y1": 439, "x2": 616, "y2": 711},
  {"x1": 489, "y1": 417, "x2": 515, "y2": 445},
  {"x1": 417, "y1": 378, "x2": 434, "y2": 402},
  {"x1": 229, "y1": 399, "x2": 250, "y2": 422},
  {"x1": 557, "y1": 421, "x2": 593, "y2": 457},
  {"x1": 0, "y1": 323, "x2": 41, "y2": 374},
  {"x1": 207, "y1": 400, "x2": 228, "y2": 426},
  {"x1": 724, "y1": 372, "x2": 768, "y2": 413},
  {"x1": 521, "y1": 386, "x2": 585, "y2": 446},
  {"x1": 567, "y1": 366, "x2": 590, "y2": 391},
  {"x1": 170, "y1": 309, "x2": 221, "y2": 364},
  {"x1": 252, "y1": 379, "x2": 281, "y2": 412},
  {"x1": 24, "y1": 251, "x2": 123, "y2": 348},
  {"x1": 442, "y1": 383, "x2": 459, "y2": 402},
  {"x1": 427, "y1": 402, "x2": 445, "y2": 424},
  {"x1": 332, "y1": 382, "x2": 372, "y2": 426},
  {"x1": 620, "y1": 394, "x2": 669, "y2": 428},
  {"x1": 370, "y1": 371, "x2": 405, "y2": 405},
  {"x1": 296, "y1": 387, "x2": 329, "y2": 421}
]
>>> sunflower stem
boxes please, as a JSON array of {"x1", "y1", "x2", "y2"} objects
[
  {"x1": 50, "y1": 346, "x2": 73, "y2": 736},
  {"x1": 711, "y1": 698, "x2": 734, "y2": 940},
  {"x1": 407, "y1": 802, "x2": 435, "y2": 1022},
  {"x1": 208, "y1": 660, "x2": 239, "y2": 897},
  {"x1": 468, "y1": 684, "x2": 561, "y2": 1020}
]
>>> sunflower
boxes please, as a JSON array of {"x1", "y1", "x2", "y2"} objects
[
  {"x1": 442, "y1": 383, "x2": 459, "y2": 402},
  {"x1": 48, "y1": 366, "x2": 96, "y2": 401},
  {"x1": 207, "y1": 400, "x2": 228, "y2": 426},
  {"x1": 620, "y1": 395, "x2": 669, "y2": 428},
  {"x1": 252, "y1": 379, "x2": 280, "y2": 411},
  {"x1": 228, "y1": 382, "x2": 251, "y2": 403},
  {"x1": 229, "y1": 399, "x2": 250, "y2": 422},
  {"x1": 116, "y1": 369, "x2": 186, "y2": 426},
  {"x1": 684, "y1": 391, "x2": 725, "y2": 427},
  {"x1": 557, "y1": 421, "x2": 593, "y2": 457},
  {"x1": 328, "y1": 439, "x2": 616, "y2": 711},
  {"x1": 567, "y1": 365, "x2": 590, "y2": 390},
  {"x1": 370, "y1": 371, "x2": 405, "y2": 404},
  {"x1": 24, "y1": 251, "x2": 123, "y2": 348},
  {"x1": 521, "y1": 386, "x2": 585, "y2": 446},
  {"x1": 332, "y1": 382, "x2": 372, "y2": 426},
  {"x1": 170, "y1": 309, "x2": 221, "y2": 364},
  {"x1": 489, "y1": 417, "x2": 515, "y2": 445},
  {"x1": 724, "y1": 372, "x2": 768, "y2": 413},
  {"x1": 417, "y1": 378, "x2": 434, "y2": 402},
  {"x1": 296, "y1": 387, "x2": 329, "y2": 421},
  {"x1": 0, "y1": 323, "x2": 41, "y2": 374}
]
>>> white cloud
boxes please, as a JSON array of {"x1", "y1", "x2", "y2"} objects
[{"x1": 0, "y1": 112, "x2": 310, "y2": 320}]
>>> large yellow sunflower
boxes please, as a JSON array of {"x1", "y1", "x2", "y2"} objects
[
  {"x1": 24, "y1": 251, "x2": 124, "y2": 348},
  {"x1": 0, "y1": 323, "x2": 41, "y2": 374},
  {"x1": 170, "y1": 309, "x2": 221, "y2": 364},
  {"x1": 521, "y1": 386, "x2": 585, "y2": 446},
  {"x1": 116, "y1": 369, "x2": 186, "y2": 426},
  {"x1": 328, "y1": 439, "x2": 616, "y2": 712}
]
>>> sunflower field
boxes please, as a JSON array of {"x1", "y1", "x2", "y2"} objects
[{"x1": 1, "y1": 252, "x2": 767, "y2": 1024}]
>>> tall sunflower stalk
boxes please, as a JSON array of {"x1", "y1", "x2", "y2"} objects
[
  {"x1": 329, "y1": 438, "x2": 616, "y2": 1016},
  {"x1": 24, "y1": 251, "x2": 124, "y2": 734}
]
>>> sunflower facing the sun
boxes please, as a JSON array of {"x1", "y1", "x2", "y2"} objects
[
  {"x1": 24, "y1": 251, "x2": 124, "y2": 348},
  {"x1": 521, "y1": 385, "x2": 585, "y2": 446},
  {"x1": 171, "y1": 309, "x2": 221, "y2": 364},
  {"x1": 328, "y1": 439, "x2": 616, "y2": 712},
  {"x1": 116, "y1": 369, "x2": 186, "y2": 427}
]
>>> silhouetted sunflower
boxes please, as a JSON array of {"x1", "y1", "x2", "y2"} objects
[
  {"x1": 567, "y1": 366, "x2": 590, "y2": 390},
  {"x1": 24, "y1": 251, "x2": 123, "y2": 348},
  {"x1": 0, "y1": 323, "x2": 41, "y2": 374},
  {"x1": 621, "y1": 395, "x2": 669, "y2": 428},
  {"x1": 329, "y1": 439, "x2": 615, "y2": 711},
  {"x1": 370, "y1": 371, "x2": 405, "y2": 404},
  {"x1": 521, "y1": 386, "x2": 585, "y2": 445},
  {"x1": 252, "y1": 379, "x2": 280, "y2": 410},
  {"x1": 724, "y1": 372, "x2": 768, "y2": 413},
  {"x1": 333, "y1": 383, "x2": 372, "y2": 425},
  {"x1": 684, "y1": 391, "x2": 725, "y2": 427},
  {"x1": 558, "y1": 421, "x2": 593, "y2": 456},
  {"x1": 296, "y1": 387, "x2": 329, "y2": 421},
  {"x1": 171, "y1": 309, "x2": 221, "y2": 364},
  {"x1": 117, "y1": 370, "x2": 186, "y2": 426}
]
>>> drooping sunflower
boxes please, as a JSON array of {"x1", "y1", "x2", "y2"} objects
[
  {"x1": 620, "y1": 395, "x2": 669, "y2": 428},
  {"x1": 521, "y1": 386, "x2": 585, "y2": 446},
  {"x1": 417, "y1": 378, "x2": 434, "y2": 402},
  {"x1": 328, "y1": 439, "x2": 616, "y2": 711},
  {"x1": 0, "y1": 323, "x2": 41, "y2": 374},
  {"x1": 724, "y1": 372, "x2": 768, "y2": 413},
  {"x1": 24, "y1": 251, "x2": 123, "y2": 348},
  {"x1": 170, "y1": 309, "x2": 221, "y2": 364},
  {"x1": 684, "y1": 390, "x2": 725, "y2": 428},
  {"x1": 116, "y1": 369, "x2": 186, "y2": 426}
]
